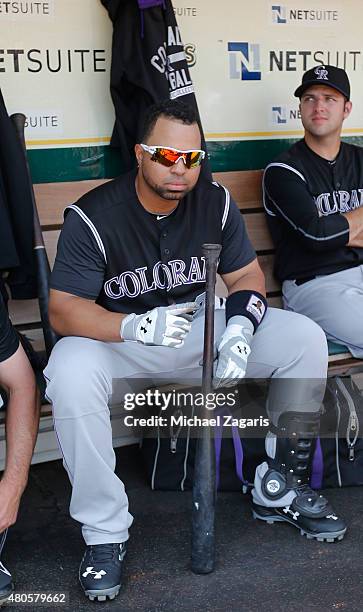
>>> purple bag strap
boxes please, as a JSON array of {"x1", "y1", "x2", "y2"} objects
[
  {"x1": 231, "y1": 424, "x2": 245, "y2": 483},
  {"x1": 214, "y1": 409, "x2": 247, "y2": 489},
  {"x1": 310, "y1": 436, "x2": 323, "y2": 490}
]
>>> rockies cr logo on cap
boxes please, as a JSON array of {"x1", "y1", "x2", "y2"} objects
[{"x1": 314, "y1": 66, "x2": 328, "y2": 80}]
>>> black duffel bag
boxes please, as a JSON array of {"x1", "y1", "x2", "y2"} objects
[
  {"x1": 311, "y1": 375, "x2": 363, "y2": 489},
  {"x1": 140, "y1": 382, "x2": 267, "y2": 491},
  {"x1": 141, "y1": 376, "x2": 363, "y2": 492}
]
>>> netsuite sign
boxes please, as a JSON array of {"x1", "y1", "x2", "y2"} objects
[
  {"x1": 0, "y1": 1, "x2": 54, "y2": 17},
  {"x1": 0, "y1": 48, "x2": 106, "y2": 73},
  {"x1": 228, "y1": 43, "x2": 362, "y2": 80},
  {"x1": 269, "y1": 49, "x2": 361, "y2": 72},
  {"x1": 271, "y1": 5, "x2": 339, "y2": 25}
]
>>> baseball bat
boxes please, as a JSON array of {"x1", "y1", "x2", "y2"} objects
[
  {"x1": 10, "y1": 113, "x2": 58, "y2": 358},
  {"x1": 191, "y1": 242, "x2": 222, "y2": 574}
]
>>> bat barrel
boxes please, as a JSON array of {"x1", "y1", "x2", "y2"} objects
[
  {"x1": 201, "y1": 244, "x2": 221, "y2": 394},
  {"x1": 191, "y1": 243, "x2": 222, "y2": 574}
]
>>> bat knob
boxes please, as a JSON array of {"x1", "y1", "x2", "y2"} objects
[{"x1": 202, "y1": 243, "x2": 222, "y2": 263}]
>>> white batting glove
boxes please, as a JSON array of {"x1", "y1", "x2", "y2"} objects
[
  {"x1": 214, "y1": 316, "x2": 254, "y2": 388},
  {"x1": 120, "y1": 302, "x2": 197, "y2": 348}
]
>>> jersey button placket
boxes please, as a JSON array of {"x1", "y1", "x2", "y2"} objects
[
  {"x1": 160, "y1": 229, "x2": 170, "y2": 260},
  {"x1": 159, "y1": 232, "x2": 171, "y2": 302},
  {"x1": 331, "y1": 164, "x2": 341, "y2": 190}
]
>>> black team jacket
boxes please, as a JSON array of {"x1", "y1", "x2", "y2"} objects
[
  {"x1": 0, "y1": 89, "x2": 36, "y2": 301},
  {"x1": 100, "y1": 0, "x2": 210, "y2": 177}
]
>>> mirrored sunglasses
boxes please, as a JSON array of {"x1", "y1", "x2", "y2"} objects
[{"x1": 140, "y1": 144, "x2": 205, "y2": 169}]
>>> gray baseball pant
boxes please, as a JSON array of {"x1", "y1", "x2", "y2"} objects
[
  {"x1": 282, "y1": 265, "x2": 363, "y2": 358},
  {"x1": 44, "y1": 307, "x2": 327, "y2": 545}
]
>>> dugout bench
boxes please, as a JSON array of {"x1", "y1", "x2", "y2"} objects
[{"x1": 1, "y1": 170, "x2": 363, "y2": 469}]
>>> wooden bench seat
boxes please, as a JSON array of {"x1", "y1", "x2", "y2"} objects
[{"x1": 7, "y1": 170, "x2": 363, "y2": 371}]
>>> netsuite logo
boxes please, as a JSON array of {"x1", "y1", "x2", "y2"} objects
[
  {"x1": 270, "y1": 105, "x2": 301, "y2": 126},
  {"x1": 271, "y1": 106, "x2": 287, "y2": 124},
  {"x1": 272, "y1": 5, "x2": 287, "y2": 23},
  {"x1": 228, "y1": 42, "x2": 261, "y2": 81},
  {"x1": 271, "y1": 4, "x2": 339, "y2": 24}
]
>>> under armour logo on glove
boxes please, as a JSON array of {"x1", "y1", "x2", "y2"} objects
[
  {"x1": 214, "y1": 316, "x2": 254, "y2": 388},
  {"x1": 237, "y1": 344, "x2": 249, "y2": 356},
  {"x1": 120, "y1": 302, "x2": 197, "y2": 348},
  {"x1": 140, "y1": 317, "x2": 153, "y2": 334}
]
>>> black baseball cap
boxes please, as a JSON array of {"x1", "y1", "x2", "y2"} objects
[{"x1": 294, "y1": 65, "x2": 350, "y2": 100}]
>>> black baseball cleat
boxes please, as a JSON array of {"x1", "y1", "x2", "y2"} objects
[
  {"x1": 79, "y1": 542, "x2": 127, "y2": 602},
  {"x1": 0, "y1": 560, "x2": 14, "y2": 606},
  {"x1": 252, "y1": 486, "x2": 347, "y2": 542},
  {"x1": 253, "y1": 412, "x2": 347, "y2": 542}
]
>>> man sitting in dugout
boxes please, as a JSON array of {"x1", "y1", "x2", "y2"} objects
[
  {"x1": 263, "y1": 65, "x2": 363, "y2": 357},
  {"x1": 45, "y1": 99, "x2": 344, "y2": 604}
]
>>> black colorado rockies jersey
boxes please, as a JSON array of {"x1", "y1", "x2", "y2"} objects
[
  {"x1": 263, "y1": 139, "x2": 363, "y2": 282},
  {"x1": 50, "y1": 170, "x2": 256, "y2": 314}
]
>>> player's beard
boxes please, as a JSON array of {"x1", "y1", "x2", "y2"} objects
[{"x1": 141, "y1": 166, "x2": 193, "y2": 201}]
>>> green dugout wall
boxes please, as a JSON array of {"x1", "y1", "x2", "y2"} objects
[{"x1": 27, "y1": 136, "x2": 363, "y2": 184}]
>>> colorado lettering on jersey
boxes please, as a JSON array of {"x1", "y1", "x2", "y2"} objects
[
  {"x1": 104, "y1": 257, "x2": 206, "y2": 300},
  {"x1": 314, "y1": 189, "x2": 363, "y2": 216}
]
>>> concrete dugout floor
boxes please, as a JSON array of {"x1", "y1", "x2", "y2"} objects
[{"x1": 3, "y1": 444, "x2": 363, "y2": 612}]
